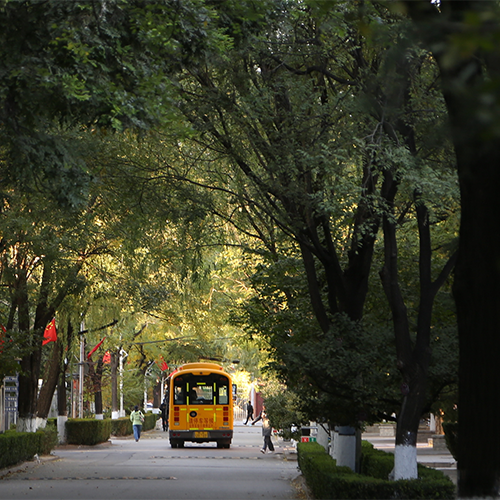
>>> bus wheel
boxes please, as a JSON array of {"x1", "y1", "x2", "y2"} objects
[
  {"x1": 178, "y1": 440, "x2": 185, "y2": 448},
  {"x1": 216, "y1": 441, "x2": 223, "y2": 449},
  {"x1": 170, "y1": 440, "x2": 178, "y2": 448}
]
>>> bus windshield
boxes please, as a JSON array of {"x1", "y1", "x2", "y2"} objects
[{"x1": 173, "y1": 373, "x2": 230, "y2": 405}]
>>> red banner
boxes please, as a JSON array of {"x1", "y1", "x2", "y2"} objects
[{"x1": 42, "y1": 318, "x2": 57, "y2": 345}]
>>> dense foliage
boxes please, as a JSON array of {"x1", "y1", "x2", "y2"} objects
[{"x1": 6, "y1": 0, "x2": 498, "y2": 493}]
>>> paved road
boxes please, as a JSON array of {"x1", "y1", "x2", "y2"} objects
[{"x1": 0, "y1": 423, "x2": 301, "y2": 500}]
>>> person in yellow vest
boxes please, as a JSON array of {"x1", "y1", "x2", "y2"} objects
[{"x1": 130, "y1": 405, "x2": 144, "y2": 442}]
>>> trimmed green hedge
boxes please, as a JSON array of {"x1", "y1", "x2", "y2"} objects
[
  {"x1": 39, "y1": 421, "x2": 58, "y2": 455},
  {"x1": 360, "y1": 441, "x2": 449, "y2": 483},
  {"x1": 0, "y1": 426, "x2": 57, "y2": 469},
  {"x1": 66, "y1": 413, "x2": 159, "y2": 443},
  {"x1": 66, "y1": 418, "x2": 111, "y2": 445},
  {"x1": 0, "y1": 414, "x2": 160, "y2": 470},
  {"x1": 110, "y1": 413, "x2": 159, "y2": 436},
  {"x1": 143, "y1": 412, "x2": 159, "y2": 431},
  {"x1": 297, "y1": 441, "x2": 455, "y2": 499},
  {"x1": 111, "y1": 417, "x2": 133, "y2": 436}
]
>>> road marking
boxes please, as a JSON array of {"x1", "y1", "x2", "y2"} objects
[
  {"x1": 151, "y1": 455, "x2": 263, "y2": 460},
  {"x1": 13, "y1": 476, "x2": 177, "y2": 481}
]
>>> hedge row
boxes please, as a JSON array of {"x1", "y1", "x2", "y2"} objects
[
  {"x1": 143, "y1": 412, "x2": 160, "y2": 431},
  {"x1": 297, "y1": 441, "x2": 455, "y2": 499},
  {"x1": 66, "y1": 413, "x2": 158, "y2": 444},
  {"x1": 1, "y1": 414, "x2": 160, "y2": 470},
  {"x1": 111, "y1": 417, "x2": 132, "y2": 436},
  {"x1": 110, "y1": 413, "x2": 159, "y2": 436},
  {"x1": 66, "y1": 418, "x2": 112, "y2": 445},
  {"x1": 0, "y1": 425, "x2": 58, "y2": 469}
]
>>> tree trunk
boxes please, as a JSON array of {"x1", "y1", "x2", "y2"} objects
[
  {"x1": 401, "y1": 3, "x2": 500, "y2": 494},
  {"x1": 453, "y1": 141, "x2": 500, "y2": 496},
  {"x1": 16, "y1": 269, "x2": 40, "y2": 432},
  {"x1": 16, "y1": 257, "x2": 76, "y2": 431},
  {"x1": 58, "y1": 319, "x2": 74, "y2": 418},
  {"x1": 380, "y1": 205, "x2": 419, "y2": 480},
  {"x1": 36, "y1": 341, "x2": 63, "y2": 419},
  {"x1": 153, "y1": 378, "x2": 161, "y2": 408},
  {"x1": 57, "y1": 372, "x2": 67, "y2": 416},
  {"x1": 393, "y1": 372, "x2": 427, "y2": 479},
  {"x1": 431, "y1": 13, "x2": 500, "y2": 495},
  {"x1": 94, "y1": 357, "x2": 104, "y2": 418},
  {"x1": 380, "y1": 169, "x2": 455, "y2": 479}
]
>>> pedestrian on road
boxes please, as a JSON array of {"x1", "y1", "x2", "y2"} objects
[
  {"x1": 244, "y1": 400, "x2": 254, "y2": 425},
  {"x1": 130, "y1": 405, "x2": 144, "y2": 442},
  {"x1": 159, "y1": 402, "x2": 168, "y2": 431},
  {"x1": 252, "y1": 404, "x2": 274, "y2": 453}
]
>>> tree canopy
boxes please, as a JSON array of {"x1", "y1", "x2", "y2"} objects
[{"x1": 4, "y1": 0, "x2": 496, "y2": 493}]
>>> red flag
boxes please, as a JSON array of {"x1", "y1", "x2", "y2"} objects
[
  {"x1": 157, "y1": 356, "x2": 168, "y2": 371},
  {"x1": 42, "y1": 318, "x2": 57, "y2": 345},
  {"x1": 103, "y1": 350, "x2": 111, "y2": 364},
  {"x1": 87, "y1": 337, "x2": 106, "y2": 359}
]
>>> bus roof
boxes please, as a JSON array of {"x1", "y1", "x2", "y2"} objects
[{"x1": 177, "y1": 362, "x2": 224, "y2": 372}]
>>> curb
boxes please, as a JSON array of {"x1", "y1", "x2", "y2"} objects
[{"x1": 0, "y1": 453, "x2": 59, "y2": 480}]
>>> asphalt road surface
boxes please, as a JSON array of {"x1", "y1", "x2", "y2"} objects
[{"x1": 0, "y1": 422, "x2": 302, "y2": 500}]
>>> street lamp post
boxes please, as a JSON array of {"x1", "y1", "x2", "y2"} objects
[
  {"x1": 143, "y1": 361, "x2": 155, "y2": 413},
  {"x1": 119, "y1": 348, "x2": 128, "y2": 417}
]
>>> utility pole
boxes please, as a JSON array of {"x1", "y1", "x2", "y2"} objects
[{"x1": 78, "y1": 321, "x2": 85, "y2": 419}]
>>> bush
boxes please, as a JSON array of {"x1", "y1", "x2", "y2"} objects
[
  {"x1": 0, "y1": 426, "x2": 57, "y2": 469},
  {"x1": 143, "y1": 412, "x2": 159, "y2": 431},
  {"x1": 361, "y1": 441, "x2": 452, "y2": 481},
  {"x1": 297, "y1": 440, "x2": 455, "y2": 499},
  {"x1": 66, "y1": 413, "x2": 159, "y2": 445},
  {"x1": 66, "y1": 418, "x2": 111, "y2": 445},
  {"x1": 111, "y1": 417, "x2": 133, "y2": 436},
  {"x1": 38, "y1": 425, "x2": 58, "y2": 455},
  {"x1": 360, "y1": 441, "x2": 394, "y2": 479},
  {"x1": 0, "y1": 430, "x2": 39, "y2": 469}
]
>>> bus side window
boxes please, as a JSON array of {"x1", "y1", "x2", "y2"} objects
[
  {"x1": 189, "y1": 388, "x2": 198, "y2": 403},
  {"x1": 174, "y1": 384, "x2": 185, "y2": 404},
  {"x1": 218, "y1": 385, "x2": 229, "y2": 405}
]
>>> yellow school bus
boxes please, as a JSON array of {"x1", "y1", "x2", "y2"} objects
[{"x1": 168, "y1": 362, "x2": 233, "y2": 448}]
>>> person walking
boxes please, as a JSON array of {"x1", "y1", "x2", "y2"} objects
[
  {"x1": 252, "y1": 404, "x2": 274, "y2": 453},
  {"x1": 130, "y1": 405, "x2": 144, "y2": 442},
  {"x1": 244, "y1": 400, "x2": 254, "y2": 425},
  {"x1": 159, "y1": 402, "x2": 168, "y2": 431}
]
